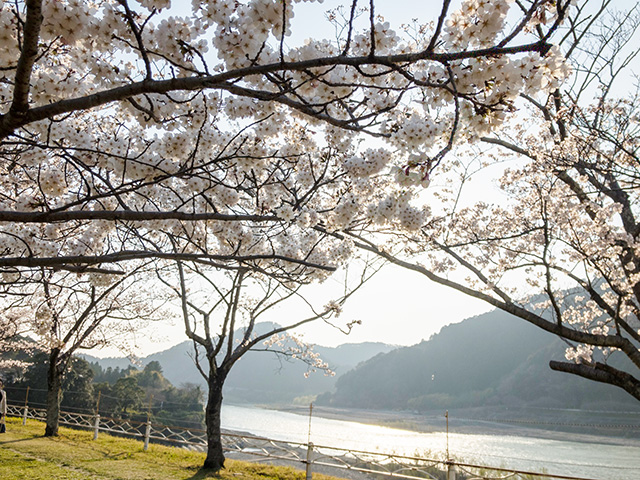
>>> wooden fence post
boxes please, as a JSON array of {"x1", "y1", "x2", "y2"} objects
[
  {"x1": 446, "y1": 461, "x2": 456, "y2": 480},
  {"x1": 22, "y1": 386, "x2": 30, "y2": 425},
  {"x1": 93, "y1": 415, "x2": 100, "y2": 440},
  {"x1": 305, "y1": 442, "x2": 314, "y2": 480},
  {"x1": 143, "y1": 420, "x2": 151, "y2": 451},
  {"x1": 445, "y1": 410, "x2": 455, "y2": 480}
]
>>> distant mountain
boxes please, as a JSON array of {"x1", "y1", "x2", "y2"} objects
[
  {"x1": 82, "y1": 355, "x2": 131, "y2": 371},
  {"x1": 83, "y1": 324, "x2": 396, "y2": 404},
  {"x1": 223, "y1": 340, "x2": 396, "y2": 403},
  {"x1": 316, "y1": 310, "x2": 638, "y2": 412}
]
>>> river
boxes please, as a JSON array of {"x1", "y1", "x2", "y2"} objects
[{"x1": 220, "y1": 404, "x2": 640, "y2": 480}]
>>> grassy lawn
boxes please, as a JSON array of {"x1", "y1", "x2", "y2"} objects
[{"x1": 0, "y1": 417, "x2": 334, "y2": 480}]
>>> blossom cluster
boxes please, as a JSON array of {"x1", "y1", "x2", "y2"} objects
[
  {"x1": 343, "y1": 148, "x2": 392, "y2": 178},
  {"x1": 263, "y1": 332, "x2": 334, "y2": 378},
  {"x1": 443, "y1": 0, "x2": 512, "y2": 50}
]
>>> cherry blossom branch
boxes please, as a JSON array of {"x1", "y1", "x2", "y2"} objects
[
  {"x1": 0, "y1": 251, "x2": 337, "y2": 271},
  {"x1": 341, "y1": 0, "x2": 359, "y2": 55},
  {"x1": 550, "y1": 360, "x2": 640, "y2": 401},
  {"x1": 0, "y1": 40, "x2": 554, "y2": 140},
  {"x1": 368, "y1": 0, "x2": 375, "y2": 57},
  {"x1": 522, "y1": 258, "x2": 640, "y2": 345},
  {"x1": 8, "y1": 0, "x2": 43, "y2": 120},
  {"x1": 427, "y1": 0, "x2": 451, "y2": 52},
  {"x1": 0, "y1": 210, "x2": 280, "y2": 223},
  {"x1": 176, "y1": 261, "x2": 211, "y2": 359},
  {"x1": 223, "y1": 270, "x2": 245, "y2": 365},
  {"x1": 500, "y1": 0, "x2": 565, "y2": 48},
  {"x1": 339, "y1": 229, "x2": 640, "y2": 369},
  {"x1": 116, "y1": 0, "x2": 153, "y2": 80},
  {"x1": 480, "y1": 136, "x2": 534, "y2": 159}
]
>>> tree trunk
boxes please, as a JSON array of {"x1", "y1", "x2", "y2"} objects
[
  {"x1": 203, "y1": 374, "x2": 225, "y2": 471},
  {"x1": 45, "y1": 348, "x2": 63, "y2": 437}
]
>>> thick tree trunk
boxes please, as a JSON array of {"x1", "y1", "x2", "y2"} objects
[
  {"x1": 203, "y1": 374, "x2": 225, "y2": 471},
  {"x1": 45, "y1": 349, "x2": 63, "y2": 437}
]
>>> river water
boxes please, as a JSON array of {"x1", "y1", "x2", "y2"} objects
[{"x1": 220, "y1": 404, "x2": 640, "y2": 480}]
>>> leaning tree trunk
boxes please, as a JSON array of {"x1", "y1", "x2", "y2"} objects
[
  {"x1": 203, "y1": 373, "x2": 226, "y2": 471},
  {"x1": 45, "y1": 348, "x2": 63, "y2": 437}
]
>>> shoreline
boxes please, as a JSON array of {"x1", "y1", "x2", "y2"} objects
[{"x1": 266, "y1": 404, "x2": 640, "y2": 447}]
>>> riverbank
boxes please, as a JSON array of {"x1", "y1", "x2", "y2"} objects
[
  {"x1": 272, "y1": 404, "x2": 640, "y2": 447},
  {"x1": 0, "y1": 417, "x2": 341, "y2": 480},
  {"x1": 220, "y1": 403, "x2": 640, "y2": 479}
]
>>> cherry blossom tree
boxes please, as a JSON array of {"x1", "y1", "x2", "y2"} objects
[
  {"x1": 0, "y1": 313, "x2": 33, "y2": 382},
  {"x1": 3, "y1": 265, "x2": 162, "y2": 436},
  {"x1": 0, "y1": 307, "x2": 21, "y2": 343},
  {"x1": 1, "y1": 272, "x2": 47, "y2": 382},
  {"x1": 0, "y1": 0, "x2": 571, "y2": 280},
  {"x1": 348, "y1": 1, "x2": 640, "y2": 401},
  {"x1": 0, "y1": 0, "x2": 577, "y2": 461},
  {"x1": 156, "y1": 260, "x2": 373, "y2": 470}
]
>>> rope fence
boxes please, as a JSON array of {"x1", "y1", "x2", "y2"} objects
[{"x1": 5, "y1": 401, "x2": 608, "y2": 480}]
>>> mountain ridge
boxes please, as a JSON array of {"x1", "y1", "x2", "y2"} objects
[
  {"x1": 316, "y1": 310, "x2": 638, "y2": 412},
  {"x1": 82, "y1": 329, "x2": 396, "y2": 403}
]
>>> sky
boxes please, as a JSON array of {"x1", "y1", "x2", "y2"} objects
[{"x1": 116, "y1": 262, "x2": 494, "y2": 358}]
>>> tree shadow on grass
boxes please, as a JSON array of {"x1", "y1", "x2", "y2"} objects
[
  {"x1": 186, "y1": 467, "x2": 224, "y2": 479},
  {"x1": 0, "y1": 437, "x2": 41, "y2": 446}
]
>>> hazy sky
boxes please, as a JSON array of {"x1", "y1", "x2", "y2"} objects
[{"x1": 116, "y1": 263, "x2": 494, "y2": 358}]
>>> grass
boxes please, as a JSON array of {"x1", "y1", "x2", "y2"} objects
[{"x1": 0, "y1": 417, "x2": 338, "y2": 480}]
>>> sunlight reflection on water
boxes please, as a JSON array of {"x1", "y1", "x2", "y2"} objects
[{"x1": 221, "y1": 404, "x2": 640, "y2": 480}]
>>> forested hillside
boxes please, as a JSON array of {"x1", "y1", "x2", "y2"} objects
[
  {"x1": 317, "y1": 311, "x2": 638, "y2": 411},
  {"x1": 83, "y1": 325, "x2": 396, "y2": 404}
]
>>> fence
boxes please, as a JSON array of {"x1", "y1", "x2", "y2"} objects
[{"x1": 5, "y1": 401, "x2": 605, "y2": 480}]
